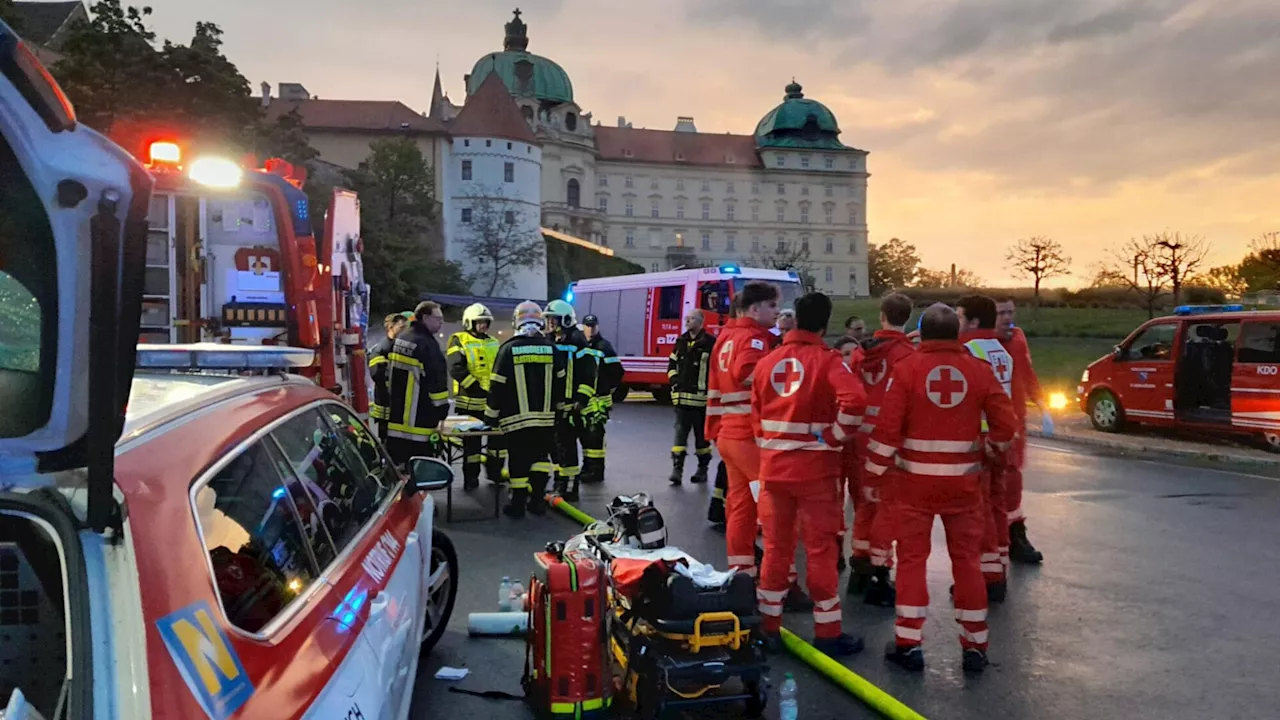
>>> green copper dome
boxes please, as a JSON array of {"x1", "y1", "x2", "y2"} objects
[
  {"x1": 467, "y1": 10, "x2": 574, "y2": 105},
  {"x1": 754, "y1": 81, "x2": 849, "y2": 150}
]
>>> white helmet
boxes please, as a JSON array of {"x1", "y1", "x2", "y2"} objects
[
  {"x1": 513, "y1": 300, "x2": 544, "y2": 332},
  {"x1": 463, "y1": 303, "x2": 494, "y2": 331}
]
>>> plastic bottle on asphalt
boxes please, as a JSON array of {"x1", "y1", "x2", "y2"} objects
[
  {"x1": 499, "y1": 576, "x2": 512, "y2": 611},
  {"x1": 779, "y1": 672, "x2": 798, "y2": 720},
  {"x1": 509, "y1": 580, "x2": 526, "y2": 610}
]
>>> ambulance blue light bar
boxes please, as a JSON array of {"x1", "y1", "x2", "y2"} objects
[
  {"x1": 136, "y1": 343, "x2": 316, "y2": 370},
  {"x1": 720, "y1": 264, "x2": 741, "y2": 274},
  {"x1": 1174, "y1": 304, "x2": 1244, "y2": 316}
]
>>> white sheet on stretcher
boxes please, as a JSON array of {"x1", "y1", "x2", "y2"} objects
[{"x1": 568, "y1": 535, "x2": 736, "y2": 589}]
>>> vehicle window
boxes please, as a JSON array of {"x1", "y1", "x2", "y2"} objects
[
  {"x1": 194, "y1": 441, "x2": 320, "y2": 634},
  {"x1": 657, "y1": 286, "x2": 683, "y2": 320},
  {"x1": 1183, "y1": 322, "x2": 1239, "y2": 353},
  {"x1": 732, "y1": 278, "x2": 803, "y2": 311},
  {"x1": 271, "y1": 406, "x2": 387, "y2": 567},
  {"x1": 321, "y1": 404, "x2": 397, "y2": 501},
  {"x1": 1124, "y1": 323, "x2": 1177, "y2": 361},
  {"x1": 699, "y1": 281, "x2": 731, "y2": 315},
  {"x1": 0, "y1": 132, "x2": 57, "y2": 438},
  {"x1": 1238, "y1": 323, "x2": 1280, "y2": 363}
]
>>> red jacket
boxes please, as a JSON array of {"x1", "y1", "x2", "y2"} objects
[
  {"x1": 857, "y1": 330, "x2": 915, "y2": 446},
  {"x1": 865, "y1": 341, "x2": 1018, "y2": 512},
  {"x1": 1001, "y1": 327, "x2": 1043, "y2": 418},
  {"x1": 750, "y1": 330, "x2": 867, "y2": 482},
  {"x1": 705, "y1": 317, "x2": 776, "y2": 442}
]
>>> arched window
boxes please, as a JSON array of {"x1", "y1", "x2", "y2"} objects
[
  {"x1": 567, "y1": 179, "x2": 581, "y2": 207},
  {"x1": 565, "y1": 112, "x2": 578, "y2": 132},
  {"x1": 522, "y1": 105, "x2": 534, "y2": 122}
]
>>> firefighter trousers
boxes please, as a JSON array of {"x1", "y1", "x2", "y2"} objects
[
  {"x1": 757, "y1": 479, "x2": 844, "y2": 639},
  {"x1": 981, "y1": 468, "x2": 1009, "y2": 584},
  {"x1": 506, "y1": 428, "x2": 553, "y2": 500},
  {"x1": 894, "y1": 502, "x2": 988, "y2": 651},
  {"x1": 672, "y1": 406, "x2": 712, "y2": 467},
  {"x1": 460, "y1": 408, "x2": 504, "y2": 484},
  {"x1": 718, "y1": 437, "x2": 761, "y2": 577},
  {"x1": 552, "y1": 414, "x2": 582, "y2": 491},
  {"x1": 580, "y1": 413, "x2": 608, "y2": 484}
]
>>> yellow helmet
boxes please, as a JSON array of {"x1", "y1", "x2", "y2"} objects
[
  {"x1": 513, "y1": 300, "x2": 544, "y2": 330},
  {"x1": 462, "y1": 303, "x2": 494, "y2": 331},
  {"x1": 544, "y1": 299, "x2": 576, "y2": 330}
]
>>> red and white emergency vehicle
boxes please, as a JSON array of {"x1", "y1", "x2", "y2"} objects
[
  {"x1": 565, "y1": 265, "x2": 805, "y2": 403},
  {"x1": 1077, "y1": 304, "x2": 1280, "y2": 451},
  {"x1": 0, "y1": 24, "x2": 456, "y2": 720}
]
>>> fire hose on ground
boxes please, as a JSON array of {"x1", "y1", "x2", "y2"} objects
[{"x1": 544, "y1": 494, "x2": 929, "y2": 720}]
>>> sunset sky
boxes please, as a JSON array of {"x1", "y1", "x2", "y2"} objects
[{"x1": 149, "y1": 0, "x2": 1279, "y2": 286}]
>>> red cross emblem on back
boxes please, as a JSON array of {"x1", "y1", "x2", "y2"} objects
[
  {"x1": 926, "y1": 365, "x2": 968, "y2": 408},
  {"x1": 771, "y1": 357, "x2": 805, "y2": 397}
]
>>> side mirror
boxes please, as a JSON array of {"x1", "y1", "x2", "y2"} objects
[
  {"x1": 1113, "y1": 345, "x2": 1124, "y2": 359},
  {"x1": 408, "y1": 456, "x2": 453, "y2": 493}
]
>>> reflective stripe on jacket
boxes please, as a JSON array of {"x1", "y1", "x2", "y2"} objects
[
  {"x1": 388, "y1": 324, "x2": 450, "y2": 441},
  {"x1": 447, "y1": 331, "x2": 499, "y2": 413},
  {"x1": 705, "y1": 318, "x2": 775, "y2": 442}
]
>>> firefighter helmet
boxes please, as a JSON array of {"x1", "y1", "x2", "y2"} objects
[
  {"x1": 513, "y1": 300, "x2": 544, "y2": 330},
  {"x1": 462, "y1": 303, "x2": 494, "y2": 331},
  {"x1": 544, "y1": 299, "x2": 576, "y2": 330}
]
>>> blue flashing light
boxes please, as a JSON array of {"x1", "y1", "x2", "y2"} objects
[
  {"x1": 564, "y1": 289, "x2": 574, "y2": 303},
  {"x1": 271, "y1": 487, "x2": 286, "y2": 499},
  {"x1": 720, "y1": 264, "x2": 741, "y2": 274},
  {"x1": 1174, "y1": 304, "x2": 1244, "y2": 316},
  {"x1": 786, "y1": 270, "x2": 799, "y2": 279}
]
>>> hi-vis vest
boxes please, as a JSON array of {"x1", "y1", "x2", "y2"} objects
[
  {"x1": 965, "y1": 337, "x2": 1014, "y2": 431},
  {"x1": 448, "y1": 332, "x2": 499, "y2": 409}
]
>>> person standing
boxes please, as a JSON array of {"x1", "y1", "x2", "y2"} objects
[
  {"x1": 580, "y1": 314, "x2": 621, "y2": 484},
  {"x1": 368, "y1": 311, "x2": 411, "y2": 442},
  {"x1": 752, "y1": 292, "x2": 867, "y2": 656},
  {"x1": 543, "y1": 300, "x2": 596, "y2": 501},
  {"x1": 772, "y1": 308, "x2": 796, "y2": 339},
  {"x1": 447, "y1": 303, "x2": 502, "y2": 490},
  {"x1": 486, "y1": 302, "x2": 565, "y2": 518},
  {"x1": 868, "y1": 303, "x2": 1018, "y2": 673},
  {"x1": 668, "y1": 309, "x2": 717, "y2": 485},
  {"x1": 996, "y1": 297, "x2": 1047, "y2": 564},
  {"x1": 842, "y1": 315, "x2": 869, "y2": 345},
  {"x1": 386, "y1": 301, "x2": 450, "y2": 468},
  {"x1": 706, "y1": 296, "x2": 745, "y2": 527}
]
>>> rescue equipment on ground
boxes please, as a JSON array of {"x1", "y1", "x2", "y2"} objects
[
  {"x1": 606, "y1": 494, "x2": 668, "y2": 550},
  {"x1": 468, "y1": 612, "x2": 529, "y2": 637}
]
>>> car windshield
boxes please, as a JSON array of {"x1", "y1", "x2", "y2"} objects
[{"x1": 733, "y1": 278, "x2": 804, "y2": 311}]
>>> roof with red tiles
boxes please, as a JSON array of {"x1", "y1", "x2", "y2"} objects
[
  {"x1": 594, "y1": 126, "x2": 763, "y2": 168},
  {"x1": 264, "y1": 99, "x2": 447, "y2": 134},
  {"x1": 447, "y1": 73, "x2": 538, "y2": 144}
]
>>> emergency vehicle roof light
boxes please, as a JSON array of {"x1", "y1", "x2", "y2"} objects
[
  {"x1": 148, "y1": 141, "x2": 181, "y2": 165},
  {"x1": 1174, "y1": 304, "x2": 1244, "y2": 316},
  {"x1": 135, "y1": 343, "x2": 315, "y2": 370},
  {"x1": 188, "y1": 156, "x2": 243, "y2": 189},
  {"x1": 564, "y1": 288, "x2": 574, "y2": 303},
  {"x1": 720, "y1": 264, "x2": 741, "y2": 274}
]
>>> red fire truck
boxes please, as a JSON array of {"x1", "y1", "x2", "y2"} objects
[
  {"x1": 566, "y1": 265, "x2": 805, "y2": 403},
  {"x1": 140, "y1": 142, "x2": 371, "y2": 416}
]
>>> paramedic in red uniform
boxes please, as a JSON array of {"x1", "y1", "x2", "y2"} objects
[
  {"x1": 849, "y1": 292, "x2": 916, "y2": 604},
  {"x1": 997, "y1": 297, "x2": 1047, "y2": 563},
  {"x1": 752, "y1": 292, "x2": 867, "y2": 656},
  {"x1": 868, "y1": 303, "x2": 1017, "y2": 673},
  {"x1": 833, "y1": 336, "x2": 863, "y2": 575}
]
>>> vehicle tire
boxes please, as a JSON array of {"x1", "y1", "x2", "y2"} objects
[
  {"x1": 420, "y1": 528, "x2": 459, "y2": 656},
  {"x1": 744, "y1": 679, "x2": 767, "y2": 719},
  {"x1": 1088, "y1": 390, "x2": 1124, "y2": 433},
  {"x1": 613, "y1": 383, "x2": 630, "y2": 405},
  {"x1": 1262, "y1": 433, "x2": 1280, "y2": 454},
  {"x1": 651, "y1": 387, "x2": 673, "y2": 405}
]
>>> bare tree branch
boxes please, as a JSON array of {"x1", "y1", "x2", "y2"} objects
[
  {"x1": 1006, "y1": 236, "x2": 1071, "y2": 300},
  {"x1": 748, "y1": 239, "x2": 816, "y2": 288},
  {"x1": 1104, "y1": 236, "x2": 1168, "y2": 318},
  {"x1": 1149, "y1": 232, "x2": 1210, "y2": 306},
  {"x1": 458, "y1": 186, "x2": 546, "y2": 296}
]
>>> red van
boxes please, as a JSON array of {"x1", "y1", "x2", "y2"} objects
[{"x1": 1077, "y1": 305, "x2": 1280, "y2": 450}]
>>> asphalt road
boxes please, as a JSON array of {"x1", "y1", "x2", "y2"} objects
[{"x1": 409, "y1": 398, "x2": 1280, "y2": 720}]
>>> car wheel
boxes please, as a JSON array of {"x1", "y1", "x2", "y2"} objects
[
  {"x1": 1262, "y1": 433, "x2": 1280, "y2": 454},
  {"x1": 612, "y1": 383, "x2": 630, "y2": 405},
  {"x1": 651, "y1": 387, "x2": 673, "y2": 405},
  {"x1": 1088, "y1": 390, "x2": 1124, "y2": 433},
  {"x1": 420, "y1": 528, "x2": 459, "y2": 656}
]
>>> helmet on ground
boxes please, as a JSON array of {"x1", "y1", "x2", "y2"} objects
[
  {"x1": 607, "y1": 494, "x2": 667, "y2": 550},
  {"x1": 544, "y1": 299, "x2": 576, "y2": 330},
  {"x1": 513, "y1": 300, "x2": 544, "y2": 330},
  {"x1": 463, "y1": 303, "x2": 494, "y2": 331}
]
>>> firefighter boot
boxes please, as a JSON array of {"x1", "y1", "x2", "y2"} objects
[
  {"x1": 863, "y1": 568, "x2": 896, "y2": 607},
  {"x1": 463, "y1": 465, "x2": 480, "y2": 492},
  {"x1": 846, "y1": 557, "x2": 873, "y2": 596},
  {"x1": 558, "y1": 478, "x2": 579, "y2": 503},
  {"x1": 669, "y1": 453, "x2": 686, "y2": 486},
  {"x1": 503, "y1": 489, "x2": 528, "y2": 519},
  {"x1": 485, "y1": 457, "x2": 506, "y2": 485},
  {"x1": 784, "y1": 584, "x2": 814, "y2": 612},
  {"x1": 962, "y1": 648, "x2": 990, "y2": 674},
  {"x1": 1009, "y1": 521, "x2": 1044, "y2": 564},
  {"x1": 690, "y1": 455, "x2": 711, "y2": 484},
  {"x1": 885, "y1": 641, "x2": 926, "y2": 672},
  {"x1": 526, "y1": 493, "x2": 548, "y2": 517}
]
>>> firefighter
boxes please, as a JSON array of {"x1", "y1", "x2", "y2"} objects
[
  {"x1": 368, "y1": 311, "x2": 412, "y2": 441},
  {"x1": 386, "y1": 301, "x2": 450, "y2": 467},
  {"x1": 486, "y1": 301, "x2": 565, "y2": 518},
  {"x1": 543, "y1": 299, "x2": 596, "y2": 501},
  {"x1": 996, "y1": 297, "x2": 1047, "y2": 564},
  {"x1": 667, "y1": 309, "x2": 716, "y2": 485},
  {"x1": 752, "y1": 292, "x2": 867, "y2": 656},
  {"x1": 868, "y1": 303, "x2": 1017, "y2": 673},
  {"x1": 581, "y1": 314, "x2": 621, "y2": 484},
  {"x1": 447, "y1": 303, "x2": 503, "y2": 490},
  {"x1": 850, "y1": 292, "x2": 917, "y2": 604},
  {"x1": 957, "y1": 295, "x2": 1017, "y2": 602}
]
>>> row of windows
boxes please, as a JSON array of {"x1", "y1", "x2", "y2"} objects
[
  {"x1": 599, "y1": 176, "x2": 853, "y2": 198},
  {"x1": 461, "y1": 160, "x2": 516, "y2": 183},
  {"x1": 619, "y1": 228, "x2": 862, "y2": 255},
  {"x1": 602, "y1": 197, "x2": 860, "y2": 225},
  {"x1": 460, "y1": 207, "x2": 518, "y2": 225}
]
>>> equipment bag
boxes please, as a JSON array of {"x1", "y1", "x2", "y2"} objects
[
  {"x1": 607, "y1": 494, "x2": 667, "y2": 549},
  {"x1": 524, "y1": 545, "x2": 612, "y2": 719}
]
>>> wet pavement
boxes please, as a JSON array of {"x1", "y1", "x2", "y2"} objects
[{"x1": 410, "y1": 398, "x2": 1280, "y2": 720}]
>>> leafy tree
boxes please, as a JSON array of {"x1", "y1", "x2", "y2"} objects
[
  {"x1": 459, "y1": 188, "x2": 547, "y2": 296},
  {"x1": 1233, "y1": 232, "x2": 1280, "y2": 294},
  {"x1": 254, "y1": 106, "x2": 319, "y2": 167},
  {"x1": 1006, "y1": 236, "x2": 1071, "y2": 300},
  {"x1": 914, "y1": 266, "x2": 983, "y2": 288},
  {"x1": 868, "y1": 237, "x2": 919, "y2": 295},
  {"x1": 1194, "y1": 265, "x2": 1247, "y2": 298}
]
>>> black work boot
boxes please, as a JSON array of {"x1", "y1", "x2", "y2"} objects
[
  {"x1": 669, "y1": 454, "x2": 685, "y2": 485},
  {"x1": 784, "y1": 584, "x2": 814, "y2": 612},
  {"x1": 847, "y1": 557, "x2": 873, "y2": 595},
  {"x1": 527, "y1": 493, "x2": 548, "y2": 517},
  {"x1": 885, "y1": 641, "x2": 925, "y2": 672},
  {"x1": 986, "y1": 580, "x2": 1007, "y2": 604},
  {"x1": 503, "y1": 489, "x2": 529, "y2": 519},
  {"x1": 863, "y1": 568, "x2": 896, "y2": 607},
  {"x1": 962, "y1": 648, "x2": 990, "y2": 674},
  {"x1": 463, "y1": 465, "x2": 480, "y2": 491},
  {"x1": 707, "y1": 463, "x2": 727, "y2": 524},
  {"x1": 485, "y1": 460, "x2": 505, "y2": 485},
  {"x1": 690, "y1": 456, "x2": 710, "y2": 484},
  {"x1": 1009, "y1": 521, "x2": 1044, "y2": 564},
  {"x1": 560, "y1": 477, "x2": 579, "y2": 503}
]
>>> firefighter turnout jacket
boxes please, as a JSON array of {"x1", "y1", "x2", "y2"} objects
[
  {"x1": 706, "y1": 318, "x2": 775, "y2": 442},
  {"x1": 447, "y1": 330, "x2": 499, "y2": 413},
  {"x1": 485, "y1": 332, "x2": 567, "y2": 431},
  {"x1": 368, "y1": 335, "x2": 394, "y2": 421},
  {"x1": 864, "y1": 340, "x2": 1019, "y2": 512},
  {"x1": 750, "y1": 329, "x2": 867, "y2": 482},
  {"x1": 387, "y1": 322, "x2": 450, "y2": 442},
  {"x1": 588, "y1": 334, "x2": 622, "y2": 409},
  {"x1": 553, "y1": 327, "x2": 597, "y2": 410},
  {"x1": 668, "y1": 329, "x2": 716, "y2": 408}
]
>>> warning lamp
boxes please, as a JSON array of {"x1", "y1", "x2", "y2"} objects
[
  {"x1": 149, "y1": 141, "x2": 181, "y2": 165},
  {"x1": 188, "y1": 156, "x2": 243, "y2": 189}
]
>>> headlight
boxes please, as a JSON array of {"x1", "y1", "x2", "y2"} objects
[{"x1": 1080, "y1": 369, "x2": 1090, "y2": 383}]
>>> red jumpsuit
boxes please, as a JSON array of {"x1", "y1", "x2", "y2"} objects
[
  {"x1": 961, "y1": 329, "x2": 1016, "y2": 582},
  {"x1": 853, "y1": 330, "x2": 915, "y2": 570},
  {"x1": 705, "y1": 317, "x2": 774, "y2": 578},
  {"x1": 751, "y1": 330, "x2": 866, "y2": 639},
  {"x1": 1000, "y1": 327, "x2": 1043, "y2": 527},
  {"x1": 865, "y1": 340, "x2": 1017, "y2": 652},
  {"x1": 838, "y1": 344, "x2": 865, "y2": 557}
]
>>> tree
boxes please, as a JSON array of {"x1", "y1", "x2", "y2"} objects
[
  {"x1": 1194, "y1": 265, "x2": 1247, "y2": 298},
  {"x1": 254, "y1": 106, "x2": 320, "y2": 167},
  {"x1": 1006, "y1": 236, "x2": 1071, "y2": 300},
  {"x1": 1105, "y1": 236, "x2": 1168, "y2": 318},
  {"x1": 867, "y1": 237, "x2": 920, "y2": 295},
  {"x1": 913, "y1": 266, "x2": 984, "y2": 288},
  {"x1": 460, "y1": 188, "x2": 547, "y2": 296},
  {"x1": 1234, "y1": 232, "x2": 1280, "y2": 294},
  {"x1": 748, "y1": 240, "x2": 815, "y2": 288},
  {"x1": 1149, "y1": 232, "x2": 1209, "y2": 305}
]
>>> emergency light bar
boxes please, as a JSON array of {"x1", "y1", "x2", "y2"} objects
[
  {"x1": 1174, "y1": 304, "x2": 1245, "y2": 316},
  {"x1": 720, "y1": 264, "x2": 741, "y2": 274},
  {"x1": 135, "y1": 343, "x2": 315, "y2": 370}
]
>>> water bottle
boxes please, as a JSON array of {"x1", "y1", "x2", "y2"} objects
[
  {"x1": 509, "y1": 580, "x2": 526, "y2": 610},
  {"x1": 499, "y1": 576, "x2": 512, "y2": 612},
  {"x1": 779, "y1": 673, "x2": 798, "y2": 720}
]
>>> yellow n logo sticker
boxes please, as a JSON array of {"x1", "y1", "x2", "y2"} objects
[{"x1": 156, "y1": 601, "x2": 255, "y2": 719}]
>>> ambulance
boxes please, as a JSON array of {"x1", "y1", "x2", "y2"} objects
[
  {"x1": 565, "y1": 266, "x2": 805, "y2": 403},
  {"x1": 1077, "y1": 304, "x2": 1280, "y2": 451}
]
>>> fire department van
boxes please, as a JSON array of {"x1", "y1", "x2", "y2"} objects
[
  {"x1": 1077, "y1": 304, "x2": 1280, "y2": 451},
  {"x1": 565, "y1": 265, "x2": 805, "y2": 403}
]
